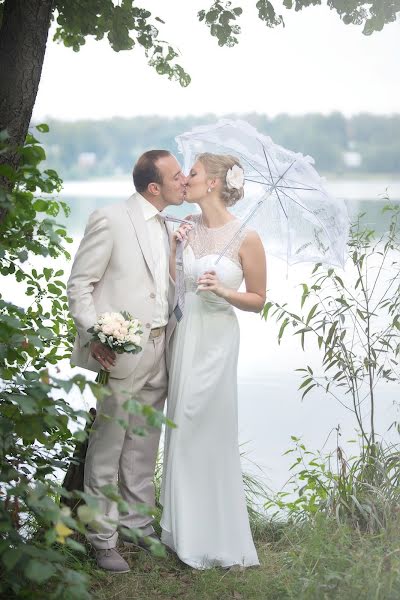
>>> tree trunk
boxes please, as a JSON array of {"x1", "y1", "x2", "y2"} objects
[{"x1": 0, "y1": 0, "x2": 53, "y2": 218}]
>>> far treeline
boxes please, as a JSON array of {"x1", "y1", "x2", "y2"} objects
[{"x1": 36, "y1": 112, "x2": 400, "y2": 180}]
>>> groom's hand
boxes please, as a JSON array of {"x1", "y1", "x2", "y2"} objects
[{"x1": 90, "y1": 341, "x2": 116, "y2": 371}]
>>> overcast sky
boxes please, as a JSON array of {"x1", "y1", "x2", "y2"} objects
[{"x1": 32, "y1": 1, "x2": 400, "y2": 121}]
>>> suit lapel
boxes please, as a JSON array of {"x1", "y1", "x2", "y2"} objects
[{"x1": 126, "y1": 193, "x2": 155, "y2": 281}]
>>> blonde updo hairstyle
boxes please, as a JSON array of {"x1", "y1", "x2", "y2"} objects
[{"x1": 197, "y1": 153, "x2": 244, "y2": 207}]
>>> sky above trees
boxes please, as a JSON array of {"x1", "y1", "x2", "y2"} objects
[{"x1": 33, "y1": 1, "x2": 400, "y2": 121}]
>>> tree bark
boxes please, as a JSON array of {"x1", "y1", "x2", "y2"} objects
[
  {"x1": 0, "y1": 0, "x2": 53, "y2": 217},
  {"x1": 0, "y1": 0, "x2": 53, "y2": 147}
]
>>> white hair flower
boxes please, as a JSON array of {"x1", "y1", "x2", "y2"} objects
[{"x1": 226, "y1": 165, "x2": 244, "y2": 190}]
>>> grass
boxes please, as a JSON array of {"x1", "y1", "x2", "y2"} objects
[
  {"x1": 58, "y1": 446, "x2": 400, "y2": 600},
  {"x1": 62, "y1": 510, "x2": 400, "y2": 600}
]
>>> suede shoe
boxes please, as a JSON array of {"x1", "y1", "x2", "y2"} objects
[{"x1": 95, "y1": 548, "x2": 130, "y2": 573}]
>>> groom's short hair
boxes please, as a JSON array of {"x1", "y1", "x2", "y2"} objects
[{"x1": 133, "y1": 150, "x2": 172, "y2": 193}]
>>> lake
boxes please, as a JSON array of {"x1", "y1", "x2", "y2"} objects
[{"x1": 42, "y1": 178, "x2": 400, "y2": 493}]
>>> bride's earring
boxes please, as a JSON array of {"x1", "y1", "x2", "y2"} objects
[{"x1": 207, "y1": 187, "x2": 211, "y2": 193}]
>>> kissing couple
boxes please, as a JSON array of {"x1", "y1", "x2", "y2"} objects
[{"x1": 67, "y1": 149, "x2": 267, "y2": 572}]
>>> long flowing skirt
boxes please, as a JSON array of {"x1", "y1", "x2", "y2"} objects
[{"x1": 160, "y1": 291, "x2": 259, "y2": 569}]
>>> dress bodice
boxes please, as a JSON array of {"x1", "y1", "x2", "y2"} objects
[{"x1": 183, "y1": 214, "x2": 247, "y2": 304}]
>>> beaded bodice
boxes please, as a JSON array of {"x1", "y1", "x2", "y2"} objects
[
  {"x1": 187, "y1": 214, "x2": 247, "y2": 268},
  {"x1": 183, "y1": 214, "x2": 249, "y2": 301}
]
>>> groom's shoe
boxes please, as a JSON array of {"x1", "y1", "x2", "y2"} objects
[{"x1": 95, "y1": 548, "x2": 130, "y2": 573}]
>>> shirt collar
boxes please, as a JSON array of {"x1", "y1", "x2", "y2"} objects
[{"x1": 137, "y1": 193, "x2": 160, "y2": 222}]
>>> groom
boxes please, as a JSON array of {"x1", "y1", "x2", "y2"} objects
[{"x1": 67, "y1": 150, "x2": 186, "y2": 572}]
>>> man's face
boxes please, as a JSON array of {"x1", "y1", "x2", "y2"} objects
[{"x1": 156, "y1": 155, "x2": 187, "y2": 207}]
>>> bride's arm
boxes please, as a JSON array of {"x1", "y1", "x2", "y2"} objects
[{"x1": 197, "y1": 231, "x2": 266, "y2": 312}]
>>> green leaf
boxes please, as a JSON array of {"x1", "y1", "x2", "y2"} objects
[
  {"x1": 326, "y1": 322, "x2": 337, "y2": 346},
  {"x1": 33, "y1": 199, "x2": 48, "y2": 212},
  {"x1": 335, "y1": 275, "x2": 344, "y2": 288},
  {"x1": 2, "y1": 548, "x2": 22, "y2": 570},
  {"x1": 11, "y1": 394, "x2": 38, "y2": 414},
  {"x1": 99, "y1": 484, "x2": 120, "y2": 502},
  {"x1": 43, "y1": 267, "x2": 53, "y2": 281},
  {"x1": 48, "y1": 283, "x2": 62, "y2": 295},
  {"x1": 77, "y1": 504, "x2": 98, "y2": 524},
  {"x1": 18, "y1": 250, "x2": 28, "y2": 263},
  {"x1": 306, "y1": 303, "x2": 319, "y2": 325},
  {"x1": 301, "y1": 284, "x2": 309, "y2": 308},
  {"x1": 301, "y1": 383, "x2": 317, "y2": 400},
  {"x1": 262, "y1": 301, "x2": 274, "y2": 320},
  {"x1": 278, "y1": 317, "x2": 289, "y2": 344},
  {"x1": 299, "y1": 377, "x2": 313, "y2": 390},
  {"x1": 65, "y1": 537, "x2": 86, "y2": 553},
  {"x1": 36, "y1": 123, "x2": 50, "y2": 133},
  {"x1": 24, "y1": 559, "x2": 56, "y2": 583}
]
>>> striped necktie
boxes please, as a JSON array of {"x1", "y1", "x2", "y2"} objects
[{"x1": 159, "y1": 214, "x2": 192, "y2": 322}]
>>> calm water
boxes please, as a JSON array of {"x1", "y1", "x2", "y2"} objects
[{"x1": 53, "y1": 179, "x2": 400, "y2": 491}]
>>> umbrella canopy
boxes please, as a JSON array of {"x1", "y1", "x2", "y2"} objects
[{"x1": 176, "y1": 119, "x2": 349, "y2": 268}]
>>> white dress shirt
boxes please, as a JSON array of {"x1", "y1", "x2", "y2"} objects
[{"x1": 137, "y1": 193, "x2": 170, "y2": 328}]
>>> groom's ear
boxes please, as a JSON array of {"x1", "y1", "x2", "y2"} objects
[{"x1": 148, "y1": 182, "x2": 161, "y2": 196}]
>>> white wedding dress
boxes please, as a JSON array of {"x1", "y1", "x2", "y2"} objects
[{"x1": 160, "y1": 214, "x2": 259, "y2": 570}]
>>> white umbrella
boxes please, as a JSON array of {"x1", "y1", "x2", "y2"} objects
[{"x1": 176, "y1": 119, "x2": 349, "y2": 268}]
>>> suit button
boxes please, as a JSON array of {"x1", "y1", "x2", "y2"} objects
[
  {"x1": 150, "y1": 293, "x2": 156, "y2": 299},
  {"x1": 145, "y1": 323, "x2": 151, "y2": 329}
]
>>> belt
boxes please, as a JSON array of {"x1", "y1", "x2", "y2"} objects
[{"x1": 148, "y1": 326, "x2": 166, "y2": 339}]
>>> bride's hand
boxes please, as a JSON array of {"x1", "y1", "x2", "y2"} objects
[
  {"x1": 173, "y1": 222, "x2": 193, "y2": 246},
  {"x1": 197, "y1": 271, "x2": 227, "y2": 298}
]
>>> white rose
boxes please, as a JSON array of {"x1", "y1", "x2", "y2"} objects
[
  {"x1": 98, "y1": 332, "x2": 106, "y2": 343},
  {"x1": 102, "y1": 324, "x2": 114, "y2": 336},
  {"x1": 226, "y1": 164, "x2": 244, "y2": 190},
  {"x1": 129, "y1": 333, "x2": 141, "y2": 346}
]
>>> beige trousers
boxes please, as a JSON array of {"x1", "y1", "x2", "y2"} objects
[{"x1": 84, "y1": 333, "x2": 167, "y2": 549}]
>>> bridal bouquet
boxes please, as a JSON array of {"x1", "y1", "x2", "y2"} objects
[{"x1": 88, "y1": 311, "x2": 143, "y2": 384}]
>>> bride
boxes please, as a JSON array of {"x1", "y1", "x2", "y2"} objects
[{"x1": 160, "y1": 152, "x2": 266, "y2": 569}]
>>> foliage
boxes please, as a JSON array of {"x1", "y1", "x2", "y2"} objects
[
  {"x1": 0, "y1": 0, "x2": 397, "y2": 92},
  {"x1": 53, "y1": 0, "x2": 191, "y2": 87},
  {"x1": 263, "y1": 207, "x2": 400, "y2": 533},
  {"x1": 263, "y1": 204, "x2": 400, "y2": 445},
  {"x1": 266, "y1": 435, "x2": 400, "y2": 532},
  {"x1": 196, "y1": 0, "x2": 399, "y2": 39},
  {"x1": 198, "y1": 1, "x2": 243, "y2": 47},
  {"x1": 82, "y1": 511, "x2": 400, "y2": 599},
  {"x1": 0, "y1": 128, "x2": 172, "y2": 598}
]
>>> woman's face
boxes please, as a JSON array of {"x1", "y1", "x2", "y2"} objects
[{"x1": 185, "y1": 160, "x2": 211, "y2": 203}]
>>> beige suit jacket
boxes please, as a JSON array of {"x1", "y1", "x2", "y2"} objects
[{"x1": 67, "y1": 193, "x2": 175, "y2": 380}]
